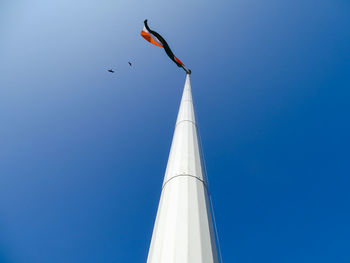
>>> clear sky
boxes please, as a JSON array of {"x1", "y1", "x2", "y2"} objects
[{"x1": 1, "y1": 0, "x2": 350, "y2": 262}]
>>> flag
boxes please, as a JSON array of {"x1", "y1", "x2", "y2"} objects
[{"x1": 141, "y1": 20, "x2": 190, "y2": 74}]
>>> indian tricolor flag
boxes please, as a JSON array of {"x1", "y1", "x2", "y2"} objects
[{"x1": 141, "y1": 20, "x2": 190, "y2": 74}]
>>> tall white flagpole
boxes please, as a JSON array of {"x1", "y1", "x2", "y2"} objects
[{"x1": 147, "y1": 74, "x2": 220, "y2": 263}]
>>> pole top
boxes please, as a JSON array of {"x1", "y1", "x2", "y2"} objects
[{"x1": 182, "y1": 65, "x2": 191, "y2": 75}]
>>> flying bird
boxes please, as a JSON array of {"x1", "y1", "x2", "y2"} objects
[
  {"x1": 108, "y1": 69, "x2": 115, "y2": 73},
  {"x1": 128, "y1": 62, "x2": 132, "y2": 67}
]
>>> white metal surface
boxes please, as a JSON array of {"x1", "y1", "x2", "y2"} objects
[{"x1": 147, "y1": 74, "x2": 219, "y2": 263}]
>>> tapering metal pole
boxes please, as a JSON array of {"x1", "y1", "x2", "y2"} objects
[{"x1": 147, "y1": 74, "x2": 219, "y2": 263}]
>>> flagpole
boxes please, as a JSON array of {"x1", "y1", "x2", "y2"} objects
[{"x1": 146, "y1": 74, "x2": 219, "y2": 263}]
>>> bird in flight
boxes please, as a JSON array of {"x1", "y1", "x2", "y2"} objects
[
  {"x1": 128, "y1": 62, "x2": 132, "y2": 67},
  {"x1": 108, "y1": 69, "x2": 115, "y2": 73}
]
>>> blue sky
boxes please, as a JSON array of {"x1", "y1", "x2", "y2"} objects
[{"x1": 1, "y1": 0, "x2": 350, "y2": 262}]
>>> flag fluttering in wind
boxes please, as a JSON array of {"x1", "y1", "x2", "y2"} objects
[{"x1": 141, "y1": 19, "x2": 191, "y2": 74}]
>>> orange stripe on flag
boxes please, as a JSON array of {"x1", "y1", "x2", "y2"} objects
[
  {"x1": 141, "y1": 31, "x2": 163, "y2": 48},
  {"x1": 174, "y1": 56, "x2": 184, "y2": 66}
]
